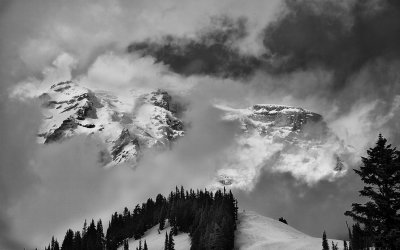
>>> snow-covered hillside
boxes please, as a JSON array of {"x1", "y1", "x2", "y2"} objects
[
  {"x1": 117, "y1": 211, "x2": 345, "y2": 250},
  {"x1": 235, "y1": 211, "x2": 345, "y2": 250},
  {"x1": 117, "y1": 221, "x2": 191, "y2": 250},
  {"x1": 38, "y1": 81, "x2": 184, "y2": 167}
]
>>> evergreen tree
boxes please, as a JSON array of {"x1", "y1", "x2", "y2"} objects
[
  {"x1": 123, "y1": 239, "x2": 129, "y2": 250},
  {"x1": 322, "y1": 231, "x2": 329, "y2": 250},
  {"x1": 96, "y1": 220, "x2": 104, "y2": 249},
  {"x1": 346, "y1": 222, "x2": 353, "y2": 250},
  {"x1": 345, "y1": 135, "x2": 400, "y2": 250},
  {"x1": 82, "y1": 220, "x2": 88, "y2": 237},
  {"x1": 159, "y1": 206, "x2": 166, "y2": 230},
  {"x1": 143, "y1": 240, "x2": 148, "y2": 250},
  {"x1": 343, "y1": 240, "x2": 348, "y2": 250},
  {"x1": 278, "y1": 217, "x2": 288, "y2": 224},
  {"x1": 61, "y1": 229, "x2": 74, "y2": 250},
  {"x1": 350, "y1": 223, "x2": 367, "y2": 250},
  {"x1": 50, "y1": 236, "x2": 60, "y2": 250},
  {"x1": 168, "y1": 231, "x2": 175, "y2": 250},
  {"x1": 73, "y1": 231, "x2": 82, "y2": 250},
  {"x1": 164, "y1": 231, "x2": 169, "y2": 250},
  {"x1": 172, "y1": 221, "x2": 178, "y2": 236},
  {"x1": 44, "y1": 186, "x2": 239, "y2": 250},
  {"x1": 331, "y1": 241, "x2": 338, "y2": 250}
]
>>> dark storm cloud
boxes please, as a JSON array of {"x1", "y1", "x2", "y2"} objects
[
  {"x1": 263, "y1": 0, "x2": 400, "y2": 90},
  {"x1": 128, "y1": 16, "x2": 261, "y2": 78},
  {"x1": 130, "y1": 0, "x2": 400, "y2": 99}
]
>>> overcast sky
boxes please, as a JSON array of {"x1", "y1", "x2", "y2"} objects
[{"x1": 1, "y1": 0, "x2": 400, "y2": 249}]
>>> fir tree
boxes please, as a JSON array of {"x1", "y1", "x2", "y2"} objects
[
  {"x1": 331, "y1": 241, "x2": 338, "y2": 250},
  {"x1": 168, "y1": 231, "x2": 175, "y2": 250},
  {"x1": 278, "y1": 217, "x2": 288, "y2": 224},
  {"x1": 322, "y1": 231, "x2": 329, "y2": 250},
  {"x1": 159, "y1": 206, "x2": 166, "y2": 230},
  {"x1": 73, "y1": 231, "x2": 82, "y2": 250},
  {"x1": 345, "y1": 134, "x2": 400, "y2": 250},
  {"x1": 350, "y1": 223, "x2": 367, "y2": 250},
  {"x1": 123, "y1": 239, "x2": 129, "y2": 250},
  {"x1": 61, "y1": 229, "x2": 74, "y2": 250},
  {"x1": 343, "y1": 240, "x2": 348, "y2": 250},
  {"x1": 96, "y1": 219, "x2": 104, "y2": 249},
  {"x1": 143, "y1": 240, "x2": 148, "y2": 250},
  {"x1": 164, "y1": 231, "x2": 169, "y2": 250},
  {"x1": 82, "y1": 220, "x2": 88, "y2": 237}
]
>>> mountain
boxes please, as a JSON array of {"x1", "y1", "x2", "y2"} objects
[
  {"x1": 37, "y1": 81, "x2": 349, "y2": 188},
  {"x1": 214, "y1": 104, "x2": 350, "y2": 189},
  {"x1": 117, "y1": 211, "x2": 345, "y2": 250},
  {"x1": 37, "y1": 81, "x2": 184, "y2": 167}
]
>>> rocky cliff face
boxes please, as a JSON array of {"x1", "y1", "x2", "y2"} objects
[{"x1": 38, "y1": 81, "x2": 184, "y2": 167}]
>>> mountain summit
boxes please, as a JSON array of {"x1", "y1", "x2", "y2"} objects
[{"x1": 38, "y1": 81, "x2": 184, "y2": 167}]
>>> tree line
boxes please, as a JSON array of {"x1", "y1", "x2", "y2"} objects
[{"x1": 41, "y1": 186, "x2": 238, "y2": 250}]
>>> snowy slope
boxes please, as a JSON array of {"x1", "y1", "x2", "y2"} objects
[
  {"x1": 116, "y1": 211, "x2": 345, "y2": 250},
  {"x1": 235, "y1": 211, "x2": 345, "y2": 250},
  {"x1": 117, "y1": 222, "x2": 191, "y2": 250}
]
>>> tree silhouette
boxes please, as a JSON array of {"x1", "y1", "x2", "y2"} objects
[{"x1": 345, "y1": 134, "x2": 400, "y2": 249}]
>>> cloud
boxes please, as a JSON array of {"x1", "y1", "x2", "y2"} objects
[{"x1": 0, "y1": 98, "x2": 41, "y2": 249}]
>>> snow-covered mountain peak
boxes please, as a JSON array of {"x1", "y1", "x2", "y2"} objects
[
  {"x1": 38, "y1": 81, "x2": 184, "y2": 167},
  {"x1": 213, "y1": 103, "x2": 349, "y2": 189}
]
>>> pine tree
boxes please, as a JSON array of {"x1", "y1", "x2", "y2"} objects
[
  {"x1": 322, "y1": 231, "x2": 329, "y2": 250},
  {"x1": 350, "y1": 223, "x2": 366, "y2": 250},
  {"x1": 159, "y1": 205, "x2": 166, "y2": 230},
  {"x1": 343, "y1": 240, "x2": 348, "y2": 250},
  {"x1": 96, "y1": 220, "x2": 104, "y2": 249},
  {"x1": 345, "y1": 134, "x2": 400, "y2": 250},
  {"x1": 123, "y1": 239, "x2": 129, "y2": 250},
  {"x1": 331, "y1": 241, "x2": 338, "y2": 250},
  {"x1": 61, "y1": 229, "x2": 74, "y2": 250},
  {"x1": 172, "y1": 220, "x2": 178, "y2": 236},
  {"x1": 82, "y1": 220, "x2": 88, "y2": 237},
  {"x1": 164, "y1": 231, "x2": 169, "y2": 250},
  {"x1": 73, "y1": 231, "x2": 82, "y2": 250},
  {"x1": 143, "y1": 240, "x2": 148, "y2": 250},
  {"x1": 278, "y1": 217, "x2": 288, "y2": 224},
  {"x1": 168, "y1": 231, "x2": 175, "y2": 250}
]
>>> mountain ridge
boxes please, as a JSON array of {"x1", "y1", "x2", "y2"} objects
[{"x1": 37, "y1": 81, "x2": 350, "y2": 188}]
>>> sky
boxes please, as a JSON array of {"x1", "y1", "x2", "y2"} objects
[{"x1": 1, "y1": 0, "x2": 400, "y2": 249}]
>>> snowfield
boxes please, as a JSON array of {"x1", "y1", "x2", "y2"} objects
[
  {"x1": 117, "y1": 211, "x2": 345, "y2": 250},
  {"x1": 235, "y1": 211, "x2": 346, "y2": 250}
]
